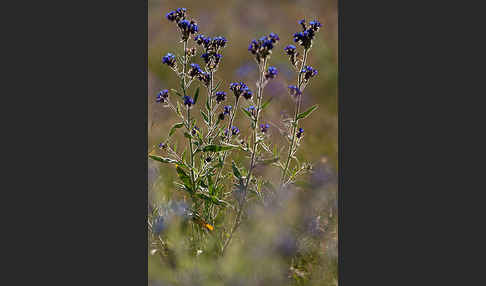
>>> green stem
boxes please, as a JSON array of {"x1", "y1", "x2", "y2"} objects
[
  {"x1": 280, "y1": 48, "x2": 309, "y2": 188},
  {"x1": 222, "y1": 58, "x2": 267, "y2": 255}
]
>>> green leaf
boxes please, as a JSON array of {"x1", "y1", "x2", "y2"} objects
[
  {"x1": 201, "y1": 111, "x2": 209, "y2": 124},
  {"x1": 261, "y1": 97, "x2": 273, "y2": 111},
  {"x1": 202, "y1": 145, "x2": 235, "y2": 152},
  {"x1": 176, "y1": 166, "x2": 193, "y2": 192},
  {"x1": 212, "y1": 80, "x2": 222, "y2": 92},
  {"x1": 168, "y1": 122, "x2": 184, "y2": 137},
  {"x1": 193, "y1": 87, "x2": 200, "y2": 104},
  {"x1": 296, "y1": 104, "x2": 318, "y2": 120},
  {"x1": 232, "y1": 161, "x2": 242, "y2": 179},
  {"x1": 206, "y1": 96, "x2": 210, "y2": 112},
  {"x1": 259, "y1": 156, "x2": 280, "y2": 165},
  {"x1": 148, "y1": 155, "x2": 178, "y2": 164},
  {"x1": 170, "y1": 89, "x2": 183, "y2": 98},
  {"x1": 241, "y1": 107, "x2": 253, "y2": 120}
]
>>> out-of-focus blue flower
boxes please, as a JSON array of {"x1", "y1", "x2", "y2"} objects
[
  {"x1": 231, "y1": 126, "x2": 240, "y2": 135},
  {"x1": 153, "y1": 216, "x2": 165, "y2": 235},
  {"x1": 260, "y1": 123, "x2": 270, "y2": 133},
  {"x1": 156, "y1": 89, "x2": 169, "y2": 103},
  {"x1": 216, "y1": 91, "x2": 227, "y2": 103},
  {"x1": 162, "y1": 53, "x2": 176, "y2": 68},
  {"x1": 288, "y1": 85, "x2": 302, "y2": 97},
  {"x1": 265, "y1": 66, "x2": 278, "y2": 80},
  {"x1": 158, "y1": 142, "x2": 166, "y2": 149}
]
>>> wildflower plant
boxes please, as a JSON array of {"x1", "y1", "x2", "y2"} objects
[{"x1": 149, "y1": 8, "x2": 323, "y2": 266}]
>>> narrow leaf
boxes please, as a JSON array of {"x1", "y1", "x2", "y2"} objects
[
  {"x1": 193, "y1": 87, "x2": 200, "y2": 104},
  {"x1": 168, "y1": 122, "x2": 184, "y2": 137},
  {"x1": 232, "y1": 161, "x2": 242, "y2": 179},
  {"x1": 149, "y1": 155, "x2": 178, "y2": 164},
  {"x1": 296, "y1": 104, "x2": 318, "y2": 120},
  {"x1": 202, "y1": 145, "x2": 235, "y2": 152},
  {"x1": 261, "y1": 97, "x2": 273, "y2": 110}
]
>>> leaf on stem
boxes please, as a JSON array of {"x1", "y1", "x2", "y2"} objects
[
  {"x1": 193, "y1": 87, "x2": 200, "y2": 104},
  {"x1": 148, "y1": 155, "x2": 178, "y2": 164},
  {"x1": 296, "y1": 104, "x2": 319, "y2": 120},
  {"x1": 168, "y1": 122, "x2": 184, "y2": 137},
  {"x1": 202, "y1": 145, "x2": 235, "y2": 152}
]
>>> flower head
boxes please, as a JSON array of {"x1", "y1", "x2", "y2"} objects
[
  {"x1": 166, "y1": 8, "x2": 186, "y2": 23},
  {"x1": 223, "y1": 105, "x2": 232, "y2": 115},
  {"x1": 158, "y1": 142, "x2": 167, "y2": 149},
  {"x1": 296, "y1": 127, "x2": 304, "y2": 138},
  {"x1": 189, "y1": 63, "x2": 202, "y2": 78},
  {"x1": 293, "y1": 18, "x2": 321, "y2": 49},
  {"x1": 215, "y1": 91, "x2": 227, "y2": 103},
  {"x1": 230, "y1": 82, "x2": 252, "y2": 100},
  {"x1": 156, "y1": 89, "x2": 169, "y2": 103},
  {"x1": 265, "y1": 66, "x2": 278, "y2": 80},
  {"x1": 231, "y1": 126, "x2": 240, "y2": 135},
  {"x1": 301, "y1": 65, "x2": 318, "y2": 81},
  {"x1": 248, "y1": 33, "x2": 279, "y2": 63},
  {"x1": 177, "y1": 19, "x2": 199, "y2": 40},
  {"x1": 260, "y1": 123, "x2": 270, "y2": 133},
  {"x1": 284, "y1": 45, "x2": 297, "y2": 56},
  {"x1": 197, "y1": 71, "x2": 210, "y2": 87},
  {"x1": 191, "y1": 126, "x2": 199, "y2": 135},
  {"x1": 183, "y1": 95, "x2": 194, "y2": 107},
  {"x1": 288, "y1": 85, "x2": 302, "y2": 97},
  {"x1": 201, "y1": 52, "x2": 222, "y2": 69},
  {"x1": 162, "y1": 53, "x2": 176, "y2": 68}
]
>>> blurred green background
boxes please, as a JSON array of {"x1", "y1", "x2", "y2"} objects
[{"x1": 148, "y1": 0, "x2": 338, "y2": 285}]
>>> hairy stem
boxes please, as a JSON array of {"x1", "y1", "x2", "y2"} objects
[{"x1": 280, "y1": 48, "x2": 309, "y2": 188}]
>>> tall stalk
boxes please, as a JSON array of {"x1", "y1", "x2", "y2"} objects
[
  {"x1": 222, "y1": 58, "x2": 267, "y2": 255},
  {"x1": 280, "y1": 48, "x2": 309, "y2": 187}
]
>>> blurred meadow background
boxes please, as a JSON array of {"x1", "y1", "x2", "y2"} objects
[{"x1": 148, "y1": 0, "x2": 338, "y2": 285}]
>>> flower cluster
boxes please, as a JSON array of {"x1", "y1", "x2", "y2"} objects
[
  {"x1": 246, "y1": 105, "x2": 256, "y2": 116},
  {"x1": 224, "y1": 126, "x2": 240, "y2": 137},
  {"x1": 156, "y1": 89, "x2": 169, "y2": 103},
  {"x1": 201, "y1": 52, "x2": 222, "y2": 70},
  {"x1": 195, "y1": 35, "x2": 227, "y2": 51},
  {"x1": 189, "y1": 63, "x2": 202, "y2": 78},
  {"x1": 162, "y1": 53, "x2": 176, "y2": 68},
  {"x1": 288, "y1": 85, "x2": 302, "y2": 97},
  {"x1": 166, "y1": 8, "x2": 198, "y2": 41},
  {"x1": 296, "y1": 127, "x2": 304, "y2": 138},
  {"x1": 260, "y1": 123, "x2": 270, "y2": 133},
  {"x1": 293, "y1": 19, "x2": 322, "y2": 50},
  {"x1": 197, "y1": 71, "x2": 210, "y2": 87},
  {"x1": 301, "y1": 65, "x2": 318, "y2": 82},
  {"x1": 166, "y1": 8, "x2": 186, "y2": 22},
  {"x1": 194, "y1": 35, "x2": 227, "y2": 70},
  {"x1": 183, "y1": 95, "x2": 194, "y2": 107},
  {"x1": 215, "y1": 91, "x2": 227, "y2": 103},
  {"x1": 230, "y1": 82, "x2": 253, "y2": 100},
  {"x1": 284, "y1": 44, "x2": 299, "y2": 67},
  {"x1": 248, "y1": 33, "x2": 279, "y2": 63},
  {"x1": 265, "y1": 66, "x2": 278, "y2": 80}
]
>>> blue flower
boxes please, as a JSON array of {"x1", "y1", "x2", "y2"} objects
[
  {"x1": 197, "y1": 71, "x2": 210, "y2": 86},
  {"x1": 189, "y1": 63, "x2": 202, "y2": 78},
  {"x1": 162, "y1": 53, "x2": 176, "y2": 67},
  {"x1": 194, "y1": 34, "x2": 205, "y2": 44},
  {"x1": 231, "y1": 126, "x2": 240, "y2": 135},
  {"x1": 260, "y1": 123, "x2": 270, "y2": 133},
  {"x1": 156, "y1": 89, "x2": 169, "y2": 103},
  {"x1": 248, "y1": 33, "x2": 279, "y2": 63},
  {"x1": 309, "y1": 20, "x2": 322, "y2": 31},
  {"x1": 166, "y1": 11, "x2": 177, "y2": 22},
  {"x1": 230, "y1": 82, "x2": 252, "y2": 99},
  {"x1": 216, "y1": 91, "x2": 227, "y2": 103},
  {"x1": 288, "y1": 85, "x2": 302, "y2": 97},
  {"x1": 301, "y1": 65, "x2": 318, "y2": 81},
  {"x1": 284, "y1": 45, "x2": 297, "y2": 56},
  {"x1": 158, "y1": 142, "x2": 167, "y2": 149},
  {"x1": 223, "y1": 105, "x2": 232, "y2": 115},
  {"x1": 296, "y1": 127, "x2": 304, "y2": 138},
  {"x1": 183, "y1": 95, "x2": 194, "y2": 107},
  {"x1": 293, "y1": 18, "x2": 321, "y2": 49},
  {"x1": 176, "y1": 18, "x2": 199, "y2": 40},
  {"x1": 191, "y1": 126, "x2": 199, "y2": 135},
  {"x1": 265, "y1": 66, "x2": 278, "y2": 80},
  {"x1": 153, "y1": 216, "x2": 165, "y2": 235}
]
